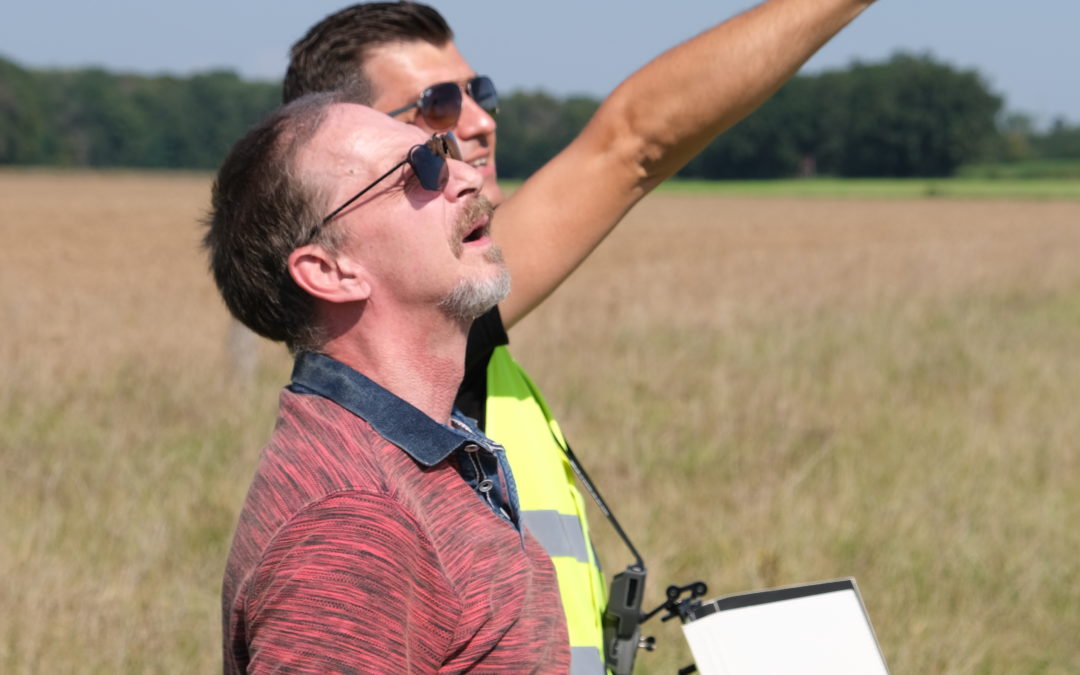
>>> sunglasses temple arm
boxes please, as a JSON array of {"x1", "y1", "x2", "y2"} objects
[
  {"x1": 387, "y1": 102, "x2": 418, "y2": 118},
  {"x1": 322, "y1": 160, "x2": 408, "y2": 225}
]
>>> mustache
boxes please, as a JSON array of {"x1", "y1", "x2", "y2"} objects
[{"x1": 455, "y1": 195, "x2": 496, "y2": 240}]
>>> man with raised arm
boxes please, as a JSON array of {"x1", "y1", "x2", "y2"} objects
[
  {"x1": 207, "y1": 95, "x2": 567, "y2": 672},
  {"x1": 283, "y1": 2, "x2": 877, "y2": 670}
]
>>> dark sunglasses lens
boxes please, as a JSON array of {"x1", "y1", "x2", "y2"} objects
[
  {"x1": 408, "y1": 145, "x2": 448, "y2": 191},
  {"x1": 468, "y1": 76, "x2": 498, "y2": 115},
  {"x1": 433, "y1": 133, "x2": 463, "y2": 161},
  {"x1": 419, "y1": 82, "x2": 463, "y2": 131}
]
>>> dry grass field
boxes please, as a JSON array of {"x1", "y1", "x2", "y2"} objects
[{"x1": 2, "y1": 169, "x2": 1079, "y2": 673}]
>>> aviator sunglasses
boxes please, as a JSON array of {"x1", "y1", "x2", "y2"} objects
[
  {"x1": 322, "y1": 134, "x2": 463, "y2": 225},
  {"x1": 387, "y1": 76, "x2": 499, "y2": 131}
]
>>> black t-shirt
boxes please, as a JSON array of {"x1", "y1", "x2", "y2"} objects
[{"x1": 455, "y1": 306, "x2": 509, "y2": 430}]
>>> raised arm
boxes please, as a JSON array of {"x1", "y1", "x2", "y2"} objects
[{"x1": 494, "y1": 0, "x2": 877, "y2": 327}]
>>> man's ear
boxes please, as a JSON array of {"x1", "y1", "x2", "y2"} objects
[{"x1": 288, "y1": 244, "x2": 372, "y2": 304}]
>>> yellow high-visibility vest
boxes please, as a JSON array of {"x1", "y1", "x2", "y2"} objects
[{"x1": 486, "y1": 346, "x2": 608, "y2": 675}]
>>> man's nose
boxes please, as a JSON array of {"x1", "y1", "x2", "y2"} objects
[
  {"x1": 443, "y1": 157, "x2": 484, "y2": 201},
  {"x1": 454, "y1": 94, "x2": 496, "y2": 142}
]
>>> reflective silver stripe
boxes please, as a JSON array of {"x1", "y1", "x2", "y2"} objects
[
  {"x1": 521, "y1": 509, "x2": 590, "y2": 563},
  {"x1": 570, "y1": 645, "x2": 606, "y2": 675}
]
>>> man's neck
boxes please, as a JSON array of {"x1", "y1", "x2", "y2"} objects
[{"x1": 320, "y1": 306, "x2": 469, "y2": 424}]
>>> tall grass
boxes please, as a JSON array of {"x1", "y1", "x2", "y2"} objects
[{"x1": 2, "y1": 170, "x2": 1078, "y2": 673}]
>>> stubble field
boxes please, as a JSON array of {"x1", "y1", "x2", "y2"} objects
[{"x1": 2, "y1": 169, "x2": 1079, "y2": 673}]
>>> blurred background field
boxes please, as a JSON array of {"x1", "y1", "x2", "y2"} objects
[{"x1": 2, "y1": 169, "x2": 1078, "y2": 673}]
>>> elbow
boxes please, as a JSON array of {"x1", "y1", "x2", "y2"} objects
[{"x1": 585, "y1": 92, "x2": 677, "y2": 192}]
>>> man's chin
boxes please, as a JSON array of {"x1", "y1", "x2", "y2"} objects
[{"x1": 438, "y1": 265, "x2": 511, "y2": 322}]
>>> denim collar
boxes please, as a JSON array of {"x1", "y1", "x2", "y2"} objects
[{"x1": 288, "y1": 351, "x2": 484, "y2": 467}]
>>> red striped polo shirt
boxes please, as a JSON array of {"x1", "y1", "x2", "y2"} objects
[{"x1": 222, "y1": 354, "x2": 569, "y2": 673}]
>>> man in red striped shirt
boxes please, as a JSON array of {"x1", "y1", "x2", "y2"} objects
[{"x1": 205, "y1": 95, "x2": 568, "y2": 672}]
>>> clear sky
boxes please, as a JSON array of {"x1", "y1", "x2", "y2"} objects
[{"x1": 2, "y1": 1, "x2": 1076, "y2": 126}]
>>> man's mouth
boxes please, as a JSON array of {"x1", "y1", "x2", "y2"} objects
[
  {"x1": 456, "y1": 196, "x2": 495, "y2": 247},
  {"x1": 467, "y1": 156, "x2": 488, "y2": 170},
  {"x1": 462, "y1": 218, "x2": 488, "y2": 243}
]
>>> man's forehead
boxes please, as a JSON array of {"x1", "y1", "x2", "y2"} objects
[
  {"x1": 301, "y1": 103, "x2": 427, "y2": 177},
  {"x1": 364, "y1": 40, "x2": 475, "y2": 102}
]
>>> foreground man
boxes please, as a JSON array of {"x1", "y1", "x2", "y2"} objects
[
  {"x1": 207, "y1": 97, "x2": 567, "y2": 672},
  {"x1": 285, "y1": 1, "x2": 878, "y2": 670}
]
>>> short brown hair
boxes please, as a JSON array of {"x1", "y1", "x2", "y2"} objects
[
  {"x1": 203, "y1": 92, "x2": 345, "y2": 353},
  {"x1": 283, "y1": 2, "x2": 453, "y2": 104}
]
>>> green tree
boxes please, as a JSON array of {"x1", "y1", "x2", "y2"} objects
[
  {"x1": 494, "y1": 91, "x2": 599, "y2": 178},
  {"x1": 0, "y1": 58, "x2": 279, "y2": 169},
  {"x1": 0, "y1": 57, "x2": 51, "y2": 164},
  {"x1": 0, "y1": 53, "x2": 1012, "y2": 177},
  {"x1": 818, "y1": 53, "x2": 1002, "y2": 176},
  {"x1": 45, "y1": 68, "x2": 146, "y2": 165},
  {"x1": 686, "y1": 52, "x2": 1002, "y2": 178},
  {"x1": 1033, "y1": 117, "x2": 1080, "y2": 159},
  {"x1": 681, "y1": 76, "x2": 819, "y2": 178}
]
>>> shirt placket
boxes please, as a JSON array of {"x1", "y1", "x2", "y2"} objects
[{"x1": 460, "y1": 441, "x2": 518, "y2": 525}]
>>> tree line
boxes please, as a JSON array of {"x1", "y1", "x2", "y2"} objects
[{"x1": 1, "y1": 52, "x2": 1076, "y2": 178}]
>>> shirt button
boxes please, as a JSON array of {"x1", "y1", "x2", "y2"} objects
[
  {"x1": 463, "y1": 443, "x2": 480, "y2": 453},
  {"x1": 478, "y1": 479, "x2": 494, "y2": 493}
]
